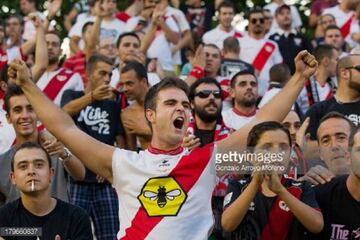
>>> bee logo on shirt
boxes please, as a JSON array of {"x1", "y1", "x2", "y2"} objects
[
  {"x1": 143, "y1": 186, "x2": 181, "y2": 208},
  {"x1": 138, "y1": 176, "x2": 187, "y2": 217}
]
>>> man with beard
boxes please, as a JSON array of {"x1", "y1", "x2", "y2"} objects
[
  {"x1": 306, "y1": 54, "x2": 360, "y2": 140},
  {"x1": 239, "y1": 8, "x2": 282, "y2": 96},
  {"x1": 222, "y1": 70, "x2": 258, "y2": 130},
  {"x1": 312, "y1": 123, "x2": 360, "y2": 240},
  {"x1": 185, "y1": 77, "x2": 232, "y2": 239},
  {"x1": 120, "y1": 61, "x2": 151, "y2": 150},
  {"x1": 37, "y1": 32, "x2": 84, "y2": 106}
]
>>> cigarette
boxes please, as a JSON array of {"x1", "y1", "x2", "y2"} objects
[{"x1": 31, "y1": 180, "x2": 34, "y2": 191}]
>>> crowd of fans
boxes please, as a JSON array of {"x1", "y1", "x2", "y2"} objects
[{"x1": 0, "y1": 0, "x2": 360, "y2": 239}]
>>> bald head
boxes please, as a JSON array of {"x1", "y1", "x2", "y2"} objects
[{"x1": 336, "y1": 54, "x2": 360, "y2": 79}]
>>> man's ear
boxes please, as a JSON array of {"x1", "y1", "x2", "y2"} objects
[
  {"x1": 10, "y1": 171, "x2": 16, "y2": 185},
  {"x1": 230, "y1": 87, "x2": 235, "y2": 98},
  {"x1": 145, "y1": 108, "x2": 155, "y2": 125},
  {"x1": 6, "y1": 113, "x2": 11, "y2": 124},
  {"x1": 49, "y1": 168, "x2": 55, "y2": 183}
]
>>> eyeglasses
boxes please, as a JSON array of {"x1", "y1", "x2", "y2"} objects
[
  {"x1": 250, "y1": 18, "x2": 265, "y2": 24},
  {"x1": 195, "y1": 90, "x2": 222, "y2": 99},
  {"x1": 346, "y1": 65, "x2": 360, "y2": 72}
]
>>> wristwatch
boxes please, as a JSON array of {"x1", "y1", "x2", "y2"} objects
[{"x1": 59, "y1": 148, "x2": 71, "y2": 164}]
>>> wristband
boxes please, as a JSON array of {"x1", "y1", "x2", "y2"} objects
[
  {"x1": 189, "y1": 66, "x2": 205, "y2": 79},
  {"x1": 59, "y1": 148, "x2": 71, "y2": 164}
]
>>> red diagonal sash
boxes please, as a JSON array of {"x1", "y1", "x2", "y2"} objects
[
  {"x1": 233, "y1": 31, "x2": 243, "y2": 38},
  {"x1": 252, "y1": 41, "x2": 276, "y2": 73},
  {"x1": 42, "y1": 68, "x2": 74, "y2": 101},
  {"x1": 340, "y1": 14, "x2": 354, "y2": 39},
  {"x1": 120, "y1": 143, "x2": 214, "y2": 239}
]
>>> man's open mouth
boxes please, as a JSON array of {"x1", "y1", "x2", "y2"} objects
[{"x1": 173, "y1": 117, "x2": 184, "y2": 130}]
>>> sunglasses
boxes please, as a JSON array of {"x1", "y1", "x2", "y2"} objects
[
  {"x1": 250, "y1": 18, "x2": 265, "y2": 24},
  {"x1": 346, "y1": 65, "x2": 360, "y2": 72},
  {"x1": 195, "y1": 90, "x2": 222, "y2": 99}
]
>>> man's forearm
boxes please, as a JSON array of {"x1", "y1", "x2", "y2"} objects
[
  {"x1": 22, "y1": 80, "x2": 76, "y2": 141},
  {"x1": 278, "y1": 189, "x2": 323, "y2": 233},
  {"x1": 32, "y1": 26, "x2": 48, "y2": 82},
  {"x1": 62, "y1": 92, "x2": 93, "y2": 116}
]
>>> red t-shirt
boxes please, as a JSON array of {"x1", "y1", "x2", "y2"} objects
[{"x1": 63, "y1": 52, "x2": 88, "y2": 87}]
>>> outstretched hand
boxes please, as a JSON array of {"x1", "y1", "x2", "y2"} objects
[
  {"x1": 294, "y1": 50, "x2": 318, "y2": 79},
  {"x1": 8, "y1": 59, "x2": 32, "y2": 86}
]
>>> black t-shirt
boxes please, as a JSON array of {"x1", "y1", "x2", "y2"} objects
[
  {"x1": 223, "y1": 177, "x2": 319, "y2": 240},
  {"x1": 180, "y1": 3, "x2": 215, "y2": 39},
  {"x1": 313, "y1": 175, "x2": 360, "y2": 240},
  {"x1": 61, "y1": 90, "x2": 124, "y2": 182},
  {"x1": 0, "y1": 198, "x2": 92, "y2": 240},
  {"x1": 220, "y1": 58, "x2": 254, "y2": 79},
  {"x1": 305, "y1": 97, "x2": 360, "y2": 140},
  {"x1": 269, "y1": 32, "x2": 313, "y2": 74},
  {"x1": 194, "y1": 128, "x2": 214, "y2": 147}
]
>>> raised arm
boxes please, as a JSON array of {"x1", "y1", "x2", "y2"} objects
[
  {"x1": 8, "y1": 60, "x2": 115, "y2": 183},
  {"x1": 29, "y1": 14, "x2": 48, "y2": 82},
  {"x1": 218, "y1": 51, "x2": 318, "y2": 153}
]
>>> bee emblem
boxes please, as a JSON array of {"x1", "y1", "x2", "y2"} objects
[{"x1": 143, "y1": 186, "x2": 181, "y2": 208}]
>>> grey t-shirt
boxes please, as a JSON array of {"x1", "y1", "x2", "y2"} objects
[{"x1": 0, "y1": 147, "x2": 69, "y2": 207}]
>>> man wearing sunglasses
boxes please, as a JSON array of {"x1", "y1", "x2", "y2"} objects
[
  {"x1": 239, "y1": 8, "x2": 283, "y2": 97},
  {"x1": 306, "y1": 54, "x2": 360, "y2": 142},
  {"x1": 186, "y1": 77, "x2": 231, "y2": 239},
  {"x1": 222, "y1": 70, "x2": 259, "y2": 130}
]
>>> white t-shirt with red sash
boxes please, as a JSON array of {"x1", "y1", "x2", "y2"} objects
[
  {"x1": 239, "y1": 35, "x2": 283, "y2": 96},
  {"x1": 222, "y1": 107, "x2": 257, "y2": 130},
  {"x1": 37, "y1": 68, "x2": 84, "y2": 106},
  {"x1": 112, "y1": 144, "x2": 217, "y2": 239},
  {"x1": 202, "y1": 25, "x2": 243, "y2": 50},
  {"x1": 323, "y1": 5, "x2": 358, "y2": 47}
]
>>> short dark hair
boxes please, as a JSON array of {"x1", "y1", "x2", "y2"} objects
[
  {"x1": 318, "y1": 112, "x2": 356, "y2": 140},
  {"x1": 86, "y1": 54, "x2": 114, "y2": 74},
  {"x1": 7, "y1": 14, "x2": 24, "y2": 26},
  {"x1": 217, "y1": 0, "x2": 236, "y2": 13},
  {"x1": 188, "y1": 77, "x2": 222, "y2": 101},
  {"x1": 204, "y1": 43, "x2": 221, "y2": 54},
  {"x1": 144, "y1": 77, "x2": 189, "y2": 124},
  {"x1": 324, "y1": 24, "x2": 342, "y2": 37},
  {"x1": 81, "y1": 21, "x2": 94, "y2": 35},
  {"x1": 269, "y1": 63, "x2": 291, "y2": 85},
  {"x1": 4, "y1": 84, "x2": 24, "y2": 114},
  {"x1": 230, "y1": 69, "x2": 256, "y2": 88},
  {"x1": 223, "y1": 36, "x2": 240, "y2": 54},
  {"x1": 248, "y1": 7, "x2": 264, "y2": 20},
  {"x1": 11, "y1": 142, "x2": 52, "y2": 172},
  {"x1": 336, "y1": 54, "x2": 360, "y2": 79},
  {"x1": 247, "y1": 121, "x2": 292, "y2": 148},
  {"x1": 313, "y1": 44, "x2": 336, "y2": 63},
  {"x1": 121, "y1": 60, "x2": 148, "y2": 84},
  {"x1": 116, "y1": 32, "x2": 140, "y2": 48}
]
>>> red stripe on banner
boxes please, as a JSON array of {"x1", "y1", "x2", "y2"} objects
[
  {"x1": 121, "y1": 143, "x2": 214, "y2": 239},
  {"x1": 340, "y1": 14, "x2": 354, "y2": 39},
  {"x1": 43, "y1": 68, "x2": 74, "y2": 101},
  {"x1": 252, "y1": 41, "x2": 275, "y2": 73}
]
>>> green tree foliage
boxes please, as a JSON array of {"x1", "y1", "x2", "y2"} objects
[{"x1": 0, "y1": 0, "x2": 312, "y2": 39}]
